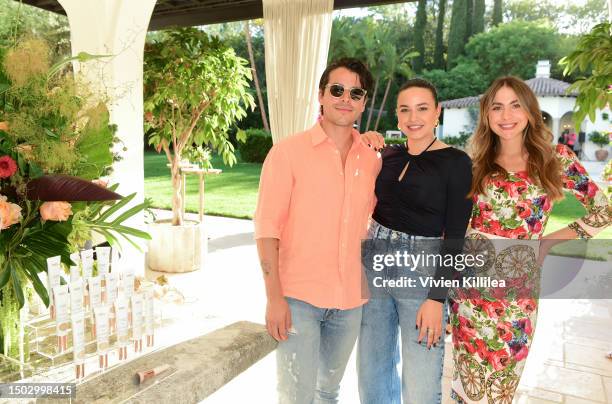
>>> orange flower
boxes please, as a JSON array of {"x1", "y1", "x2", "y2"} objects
[
  {"x1": 40, "y1": 201, "x2": 72, "y2": 221},
  {"x1": 0, "y1": 195, "x2": 22, "y2": 229}
]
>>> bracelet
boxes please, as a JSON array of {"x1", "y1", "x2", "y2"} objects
[{"x1": 568, "y1": 222, "x2": 592, "y2": 240}]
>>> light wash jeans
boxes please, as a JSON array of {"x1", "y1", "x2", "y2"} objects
[
  {"x1": 358, "y1": 220, "x2": 447, "y2": 404},
  {"x1": 277, "y1": 297, "x2": 362, "y2": 404}
]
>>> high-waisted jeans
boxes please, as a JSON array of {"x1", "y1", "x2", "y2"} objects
[{"x1": 358, "y1": 220, "x2": 447, "y2": 404}]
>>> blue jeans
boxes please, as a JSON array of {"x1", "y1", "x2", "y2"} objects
[
  {"x1": 358, "y1": 220, "x2": 447, "y2": 404},
  {"x1": 277, "y1": 297, "x2": 362, "y2": 404}
]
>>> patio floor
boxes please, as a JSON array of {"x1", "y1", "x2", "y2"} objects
[{"x1": 147, "y1": 210, "x2": 612, "y2": 404}]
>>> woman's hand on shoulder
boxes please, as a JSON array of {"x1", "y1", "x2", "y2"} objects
[{"x1": 361, "y1": 131, "x2": 386, "y2": 152}]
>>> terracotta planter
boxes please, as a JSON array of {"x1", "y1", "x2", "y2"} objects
[
  {"x1": 146, "y1": 219, "x2": 207, "y2": 273},
  {"x1": 595, "y1": 149, "x2": 609, "y2": 161}
]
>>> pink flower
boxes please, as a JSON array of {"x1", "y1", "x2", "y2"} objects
[
  {"x1": 92, "y1": 179, "x2": 108, "y2": 188},
  {"x1": 496, "y1": 321, "x2": 514, "y2": 342},
  {"x1": 458, "y1": 316, "x2": 477, "y2": 339},
  {"x1": 530, "y1": 220, "x2": 542, "y2": 234},
  {"x1": 511, "y1": 345, "x2": 529, "y2": 361},
  {"x1": 517, "y1": 318, "x2": 533, "y2": 335},
  {"x1": 586, "y1": 182, "x2": 599, "y2": 198},
  {"x1": 487, "y1": 348, "x2": 511, "y2": 371},
  {"x1": 541, "y1": 195, "x2": 552, "y2": 211},
  {"x1": 0, "y1": 156, "x2": 17, "y2": 178},
  {"x1": 40, "y1": 201, "x2": 72, "y2": 221},
  {"x1": 0, "y1": 195, "x2": 22, "y2": 229},
  {"x1": 483, "y1": 301, "x2": 506, "y2": 319},
  {"x1": 517, "y1": 298, "x2": 537, "y2": 314},
  {"x1": 565, "y1": 179, "x2": 576, "y2": 189}
]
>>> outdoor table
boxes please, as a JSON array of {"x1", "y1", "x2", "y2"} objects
[{"x1": 167, "y1": 164, "x2": 222, "y2": 223}]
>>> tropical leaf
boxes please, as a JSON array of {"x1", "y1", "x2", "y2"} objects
[{"x1": 26, "y1": 175, "x2": 122, "y2": 201}]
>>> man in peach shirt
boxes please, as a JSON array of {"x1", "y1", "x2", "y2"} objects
[{"x1": 254, "y1": 58, "x2": 381, "y2": 403}]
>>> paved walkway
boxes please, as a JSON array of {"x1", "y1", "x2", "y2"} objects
[{"x1": 148, "y1": 210, "x2": 612, "y2": 404}]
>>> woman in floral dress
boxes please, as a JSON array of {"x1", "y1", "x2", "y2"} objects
[{"x1": 450, "y1": 76, "x2": 611, "y2": 404}]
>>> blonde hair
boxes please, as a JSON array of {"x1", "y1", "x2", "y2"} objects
[{"x1": 468, "y1": 76, "x2": 563, "y2": 200}]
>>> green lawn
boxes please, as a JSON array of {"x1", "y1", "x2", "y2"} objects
[
  {"x1": 144, "y1": 151, "x2": 261, "y2": 219},
  {"x1": 144, "y1": 151, "x2": 611, "y2": 242}
]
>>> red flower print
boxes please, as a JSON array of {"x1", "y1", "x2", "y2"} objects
[
  {"x1": 0, "y1": 156, "x2": 17, "y2": 178},
  {"x1": 458, "y1": 316, "x2": 477, "y2": 339},
  {"x1": 517, "y1": 318, "x2": 533, "y2": 335},
  {"x1": 474, "y1": 338, "x2": 489, "y2": 361},
  {"x1": 510, "y1": 344, "x2": 529, "y2": 361},
  {"x1": 496, "y1": 321, "x2": 514, "y2": 342},
  {"x1": 462, "y1": 340, "x2": 477, "y2": 354},
  {"x1": 482, "y1": 301, "x2": 506, "y2": 319},
  {"x1": 517, "y1": 298, "x2": 537, "y2": 314},
  {"x1": 586, "y1": 182, "x2": 599, "y2": 198},
  {"x1": 487, "y1": 348, "x2": 511, "y2": 371},
  {"x1": 565, "y1": 179, "x2": 576, "y2": 189},
  {"x1": 541, "y1": 195, "x2": 551, "y2": 211},
  {"x1": 516, "y1": 201, "x2": 532, "y2": 219}
]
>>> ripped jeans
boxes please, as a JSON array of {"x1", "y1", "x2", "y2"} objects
[{"x1": 276, "y1": 297, "x2": 362, "y2": 404}]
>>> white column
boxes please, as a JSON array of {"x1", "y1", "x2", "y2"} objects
[
  {"x1": 58, "y1": 0, "x2": 157, "y2": 275},
  {"x1": 263, "y1": 0, "x2": 333, "y2": 143},
  {"x1": 551, "y1": 117, "x2": 561, "y2": 142}
]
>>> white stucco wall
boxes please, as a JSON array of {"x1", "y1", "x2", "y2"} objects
[{"x1": 441, "y1": 108, "x2": 474, "y2": 138}]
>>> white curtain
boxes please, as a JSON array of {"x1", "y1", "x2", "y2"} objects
[{"x1": 263, "y1": 0, "x2": 334, "y2": 143}]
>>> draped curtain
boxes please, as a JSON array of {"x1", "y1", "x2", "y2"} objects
[{"x1": 263, "y1": 0, "x2": 334, "y2": 143}]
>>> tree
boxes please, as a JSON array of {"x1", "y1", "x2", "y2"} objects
[
  {"x1": 472, "y1": 0, "x2": 485, "y2": 35},
  {"x1": 373, "y1": 46, "x2": 417, "y2": 131},
  {"x1": 465, "y1": 0, "x2": 474, "y2": 41},
  {"x1": 422, "y1": 60, "x2": 488, "y2": 101},
  {"x1": 244, "y1": 20, "x2": 269, "y2": 132},
  {"x1": 433, "y1": 0, "x2": 448, "y2": 69},
  {"x1": 0, "y1": 0, "x2": 69, "y2": 54},
  {"x1": 462, "y1": 21, "x2": 562, "y2": 83},
  {"x1": 447, "y1": 0, "x2": 468, "y2": 68},
  {"x1": 413, "y1": 0, "x2": 427, "y2": 73},
  {"x1": 492, "y1": 0, "x2": 503, "y2": 26},
  {"x1": 560, "y1": 22, "x2": 612, "y2": 124},
  {"x1": 144, "y1": 28, "x2": 255, "y2": 225}
]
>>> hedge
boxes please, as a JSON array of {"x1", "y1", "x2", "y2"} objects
[{"x1": 238, "y1": 128, "x2": 273, "y2": 163}]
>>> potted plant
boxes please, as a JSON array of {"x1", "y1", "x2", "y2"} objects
[
  {"x1": 588, "y1": 131, "x2": 610, "y2": 161},
  {"x1": 144, "y1": 28, "x2": 254, "y2": 272},
  {"x1": 0, "y1": 38, "x2": 150, "y2": 360}
]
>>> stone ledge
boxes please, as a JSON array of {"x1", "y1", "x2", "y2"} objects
[{"x1": 44, "y1": 321, "x2": 276, "y2": 403}]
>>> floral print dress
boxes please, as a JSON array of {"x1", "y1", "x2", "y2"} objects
[{"x1": 450, "y1": 145, "x2": 611, "y2": 404}]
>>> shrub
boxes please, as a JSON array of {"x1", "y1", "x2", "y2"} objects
[
  {"x1": 239, "y1": 129, "x2": 273, "y2": 163},
  {"x1": 588, "y1": 131, "x2": 610, "y2": 148}
]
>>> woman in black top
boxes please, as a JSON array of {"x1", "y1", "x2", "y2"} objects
[{"x1": 357, "y1": 79, "x2": 473, "y2": 404}]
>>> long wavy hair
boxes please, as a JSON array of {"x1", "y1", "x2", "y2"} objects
[{"x1": 468, "y1": 76, "x2": 564, "y2": 201}]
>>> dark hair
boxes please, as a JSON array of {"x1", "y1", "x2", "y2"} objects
[
  {"x1": 398, "y1": 78, "x2": 439, "y2": 106},
  {"x1": 318, "y1": 58, "x2": 374, "y2": 96}
]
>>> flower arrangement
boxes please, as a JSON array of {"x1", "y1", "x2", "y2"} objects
[{"x1": 0, "y1": 38, "x2": 150, "y2": 359}]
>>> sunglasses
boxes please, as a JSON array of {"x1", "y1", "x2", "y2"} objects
[{"x1": 325, "y1": 83, "x2": 367, "y2": 101}]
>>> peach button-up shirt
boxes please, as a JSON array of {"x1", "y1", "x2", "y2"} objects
[{"x1": 254, "y1": 123, "x2": 382, "y2": 309}]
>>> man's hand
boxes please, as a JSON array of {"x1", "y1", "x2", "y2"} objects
[
  {"x1": 361, "y1": 131, "x2": 386, "y2": 151},
  {"x1": 416, "y1": 299, "x2": 444, "y2": 349},
  {"x1": 266, "y1": 295, "x2": 292, "y2": 341}
]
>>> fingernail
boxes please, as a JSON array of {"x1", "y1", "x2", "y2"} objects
[
  {"x1": 415, "y1": 325, "x2": 418, "y2": 329},
  {"x1": 428, "y1": 347, "x2": 431, "y2": 351}
]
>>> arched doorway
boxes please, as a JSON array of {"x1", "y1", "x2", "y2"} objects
[
  {"x1": 542, "y1": 111, "x2": 552, "y2": 130},
  {"x1": 559, "y1": 111, "x2": 576, "y2": 134}
]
